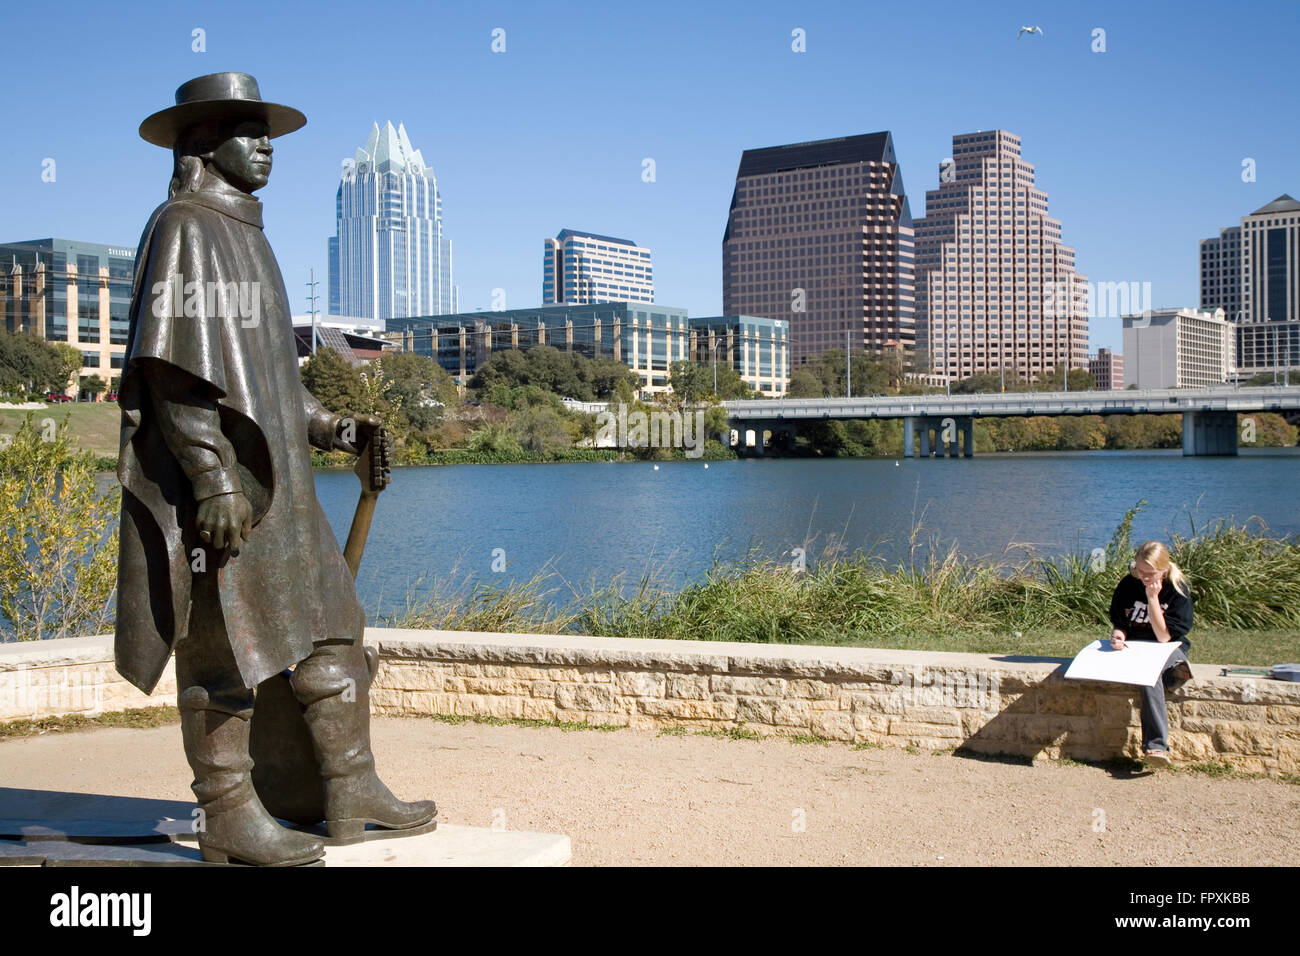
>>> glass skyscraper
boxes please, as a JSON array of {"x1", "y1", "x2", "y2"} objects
[{"x1": 329, "y1": 121, "x2": 456, "y2": 320}]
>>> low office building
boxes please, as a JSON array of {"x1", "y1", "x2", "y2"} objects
[
  {"x1": 0, "y1": 238, "x2": 134, "y2": 396},
  {"x1": 688, "y1": 315, "x2": 789, "y2": 396},
  {"x1": 1122, "y1": 308, "x2": 1232, "y2": 388},
  {"x1": 1087, "y1": 347, "x2": 1124, "y2": 390},
  {"x1": 388, "y1": 303, "x2": 691, "y2": 394}
]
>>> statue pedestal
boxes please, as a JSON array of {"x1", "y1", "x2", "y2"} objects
[
  {"x1": 0, "y1": 790, "x2": 570, "y2": 866},
  {"x1": 321, "y1": 824, "x2": 569, "y2": 867},
  {"x1": 1, "y1": 824, "x2": 570, "y2": 867}
]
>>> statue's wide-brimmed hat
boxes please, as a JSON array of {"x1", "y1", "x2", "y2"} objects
[{"x1": 139, "y1": 72, "x2": 306, "y2": 148}]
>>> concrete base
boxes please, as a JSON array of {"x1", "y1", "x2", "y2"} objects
[
  {"x1": 0, "y1": 825, "x2": 570, "y2": 867},
  {"x1": 0, "y1": 789, "x2": 570, "y2": 866},
  {"x1": 322, "y1": 824, "x2": 570, "y2": 867}
]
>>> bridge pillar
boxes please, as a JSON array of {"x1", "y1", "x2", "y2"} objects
[
  {"x1": 919, "y1": 423, "x2": 931, "y2": 457},
  {"x1": 903, "y1": 417, "x2": 914, "y2": 458},
  {"x1": 1182, "y1": 410, "x2": 1238, "y2": 456},
  {"x1": 960, "y1": 417, "x2": 974, "y2": 457}
]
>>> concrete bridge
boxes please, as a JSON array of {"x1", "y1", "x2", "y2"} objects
[{"x1": 723, "y1": 385, "x2": 1300, "y2": 457}]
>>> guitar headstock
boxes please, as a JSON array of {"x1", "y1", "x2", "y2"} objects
[{"x1": 353, "y1": 426, "x2": 392, "y2": 495}]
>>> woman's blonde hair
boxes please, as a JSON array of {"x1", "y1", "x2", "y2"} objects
[{"x1": 1132, "y1": 541, "x2": 1190, "y2": 597}]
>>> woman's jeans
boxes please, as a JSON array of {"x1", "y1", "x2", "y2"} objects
[{"x1": 1140, "y1": 644, "x2": 1191, "y2": 753}]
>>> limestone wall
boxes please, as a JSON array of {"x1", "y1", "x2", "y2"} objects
[
  {"x1": 0, "y1": 636, "x2": 175, "y2": 722},
  {"x1": 3, "y1": 630, "x2": 1296, "y2": 775}
]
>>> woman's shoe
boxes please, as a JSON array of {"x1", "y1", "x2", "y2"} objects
[{"x1": 1142, "y1": 750, "x2": 1172, "y2": 769}]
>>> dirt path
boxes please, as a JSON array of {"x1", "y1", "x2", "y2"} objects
[{"x1": 2, "y1": 717, "x2": 1296, "y2": 866}]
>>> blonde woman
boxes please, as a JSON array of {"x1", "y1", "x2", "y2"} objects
[{"x1": 1108, "y1": 541, "x2": 1195, "y2": 768}]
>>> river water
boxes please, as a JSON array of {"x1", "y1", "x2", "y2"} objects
[{"x1": 311, "y1": 450, "x2": 1300, "y2": 620}]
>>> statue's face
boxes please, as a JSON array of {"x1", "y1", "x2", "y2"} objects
[{"x1": 204, "y1": 118, "x2": 273, "y2": 192}]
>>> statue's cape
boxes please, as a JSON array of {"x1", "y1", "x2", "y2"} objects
[{"x1": 114, "y1": 189, "x2": 275, "y2": 694}]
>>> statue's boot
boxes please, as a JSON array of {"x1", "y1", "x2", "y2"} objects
[
  {"x1": 292, "y1": 641, "x2": 437, "y2": 844},
  {"x1": 180, "y1": 687, "x2": 325, "y2": 865}
]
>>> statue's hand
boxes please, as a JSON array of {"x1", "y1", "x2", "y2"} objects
[
  {"x1": 196, "y1": 491, "x2": 253, "y2": 554},
  {"x1": 334, "y1": 412, "x2": 391, "y2": 459}
]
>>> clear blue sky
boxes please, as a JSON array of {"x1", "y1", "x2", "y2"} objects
[{"x1": 2, "y1": 0, "x2": 1296, "y2": 353}]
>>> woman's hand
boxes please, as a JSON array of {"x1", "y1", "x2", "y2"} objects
[{"x1": 1110, "y1": 628, "x2": 1126, "y2": 650}]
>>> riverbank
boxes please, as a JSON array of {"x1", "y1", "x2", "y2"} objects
[{"x1": 379, "y1": 506, "x2": 1300, "y2": 666}]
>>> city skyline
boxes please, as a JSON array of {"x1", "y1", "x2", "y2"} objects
[{"x1": 2, "y1": 1, "x2": 1296, "y2": 358}]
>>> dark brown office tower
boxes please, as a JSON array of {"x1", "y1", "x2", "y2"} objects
[{"x1": 722, "y1": 132, "x2": 914, "y2": 370}]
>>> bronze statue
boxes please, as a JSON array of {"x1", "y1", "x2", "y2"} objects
[{"x1": 115, "y1": 73, "x2": 435, "y2": 865}]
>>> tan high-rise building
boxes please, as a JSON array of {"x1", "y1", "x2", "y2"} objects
[
  {"x1": 722, "y1": 132, "x2": 914, "y2": 370},
  {"x1": 913, "y1": 131, "x2": 1088, "y2": 384}
]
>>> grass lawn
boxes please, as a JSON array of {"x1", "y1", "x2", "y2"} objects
[{"x1": 0, "y1": 402, "x2": 120, "y2": 457}]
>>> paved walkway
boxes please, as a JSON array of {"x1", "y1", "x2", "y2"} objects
[{"x1": 2, "y1": 717, "x2": 1296, "y2": 866}]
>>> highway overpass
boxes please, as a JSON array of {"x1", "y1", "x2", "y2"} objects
[{"x1": 722, "y1": 386, "x2": 1300, "y2": 457}]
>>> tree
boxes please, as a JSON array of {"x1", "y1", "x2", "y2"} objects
[
  {"x1": 0, "y1": 331, "x2": 83, "y2": 396},
  {"x1": 375, "y1": 351, "x2": 458, "y2": 432},
  {"x1": 588, "y1": 357, "x2": 639, "y2": 399},
  {"x1": 0, "y1": 415, "x2": 118, "y2": 641},
  {"x1": 510, "y1": 404, "x2": 577, "y2": 455},
  {"x1": 669, "y1": 361, "x2": 712, "y2": 406},
  {"x1": 300, "y1": 347, "x2": 364, "y2": 414},
  {"x1": 81, "y1": 375, "x2": 107, "y2": 401},
  {"x1": 788, "y1": 368, "x2": 824, "y2": 398}
]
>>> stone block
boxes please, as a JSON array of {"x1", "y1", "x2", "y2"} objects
[
  {"x1": 1188, "y1": 700, "x2": 1267, "y2": 722},
  {"x1": 772, "y1": 699, "x2": 811, "y2": 727},
  {"x1": 555, "y1": 683, "x2": 619, "y2": 712},
  {"x1": 898, "y1": 705, "x2": 961, "y2": 726},
  {"x1": 456, "y1": 694, "x2": 524, "y2": 719},
  {"x1": 1212, "y1": 722, "x2": 1276, "y2": 756},
  {"x1": 1096, "y1": 695, "x2": 1137, "y2": 728},
  {"x1": 1168, "y1": 730, "x2": 1216, "y2": 761},
  {"x1": 961, "y1": 710, "x2": 994, "y2": 736},
  {"x1": 736, "y1": 697, "x2": 775, "y2": 725},
  {"x1": 368, "y1": 687, "x2": 405, "y2": 711},
  {"x1": 638, "y1": 699, "x2": 717, "y2": 720},
  {"x1": 788, "y1": 679, "x2": 838, "y2": 700},
  {"x1": 849, "y1": 692, "x2": 903, "y2": 716},
  {"x1": 529, "y1": 681, "x2": 558, "y2": 699},
  {"x1": 810, "y1": 711, "x2": 854, "y2": 741},
  {"x1": 579, "y1": 668, "x2": 613, "y2": 683},
  {"x1": 665, "y1": 674, "x2": 711, "y2": 700},
  {"x1": 1266, "y1": 705, "x2": 1300, "y2": 727},
  {"x1": 462, "y1": 677, "x2": 529, "y2": 697},
  {"x1": 1038, "y1": 690, "x2": 1097, "y2": 716},
  {"x1": 887, "y1": 719, "x2": 963, "y2": 740},
  {"x1": 1007, "y1": 714, "x2": 1095, "y2": 745},
  {"x1": 521, "y1": 698, "x2": 556, "y2": 721},
  {"x1": 615, "y1": 671, "x2": 666, "y2": 698},
  {"x1": 572, "y1": 711, "x2": 631, "y2": 728},
  {"x1": 711, "y1": 675, "x2": 788, "y2": 696},
  {"x1": 852, "y1": 714, "x2": 889, "y2": 734}
]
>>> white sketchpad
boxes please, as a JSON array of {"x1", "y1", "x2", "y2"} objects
[{"x1": 1064, "y1": 639, "x2": 1182, "y2": 687}]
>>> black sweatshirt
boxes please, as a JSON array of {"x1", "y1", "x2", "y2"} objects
[{"x1": 1108, "y1": 574, "x2": 1194, "y2": 649}]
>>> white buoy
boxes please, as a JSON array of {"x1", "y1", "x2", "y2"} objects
[
  {"x1": 704, "y1": 463, "x2": 708, "y2": 469},
  {"x1": 653, "y1": 464, "x2": 659, "y2": 470}
]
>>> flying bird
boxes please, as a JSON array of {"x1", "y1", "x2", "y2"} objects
[{"x1": 1017, "y1": 25, "x2": 1043, "y2": 38}]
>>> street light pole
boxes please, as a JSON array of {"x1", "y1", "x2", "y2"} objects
[{"x1": 306, "y1": 269, "x2": 320, "y2": 355}]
